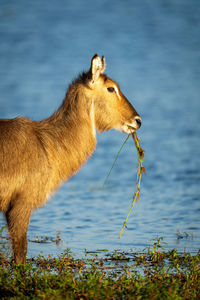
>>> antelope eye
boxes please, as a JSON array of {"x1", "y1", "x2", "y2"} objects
[{"x1": 107, "y1": 87, "x2": 115, "y2": 93}]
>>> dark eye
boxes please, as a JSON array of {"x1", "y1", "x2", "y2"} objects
[{"x1": 107, "y1": 87, "x2": 115, "y2": 93}]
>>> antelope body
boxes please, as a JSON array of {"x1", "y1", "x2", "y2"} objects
[{"x1": 0, "y1": 55, "x2": 141, "y2": 263}]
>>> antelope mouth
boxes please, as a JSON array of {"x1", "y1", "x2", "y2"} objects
[
  {"x1": 121, "y1": 124, "x2": 137, "y2": 134},
  {"x1": 122, "y1": 117, "x2": 142, "y2": 134},
  {"x1": 128, "y1": 124, "x2": 137, "y2": 132}
]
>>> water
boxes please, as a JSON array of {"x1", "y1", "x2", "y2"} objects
[{"x1": 0, "y1": 0, "x2": 200, "y2": 258}]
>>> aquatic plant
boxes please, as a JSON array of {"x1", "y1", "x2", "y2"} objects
[{"x1": 0, "y1": 240, "x2": 199, "y2": 299}]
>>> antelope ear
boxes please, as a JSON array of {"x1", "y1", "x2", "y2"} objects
[{"x1": 90, "y1": 54, "x2": 106, "y2": 83}]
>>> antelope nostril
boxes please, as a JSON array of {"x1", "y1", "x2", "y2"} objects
[{"x1": 135, "y1": 117, "x2": 142, "y2": 128}]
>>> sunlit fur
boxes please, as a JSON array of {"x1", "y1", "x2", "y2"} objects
[{"x1": 0, "y1": 54, "x2": 141, "y2": 263}]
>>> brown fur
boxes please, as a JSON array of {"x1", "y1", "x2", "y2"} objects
[{"x1": 0, "y1": 54, "x2": 141, "y2": 263}]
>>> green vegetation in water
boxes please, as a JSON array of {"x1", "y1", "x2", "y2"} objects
[
  {"x1": 0, "y1": 238, "x2": 199, "y2": 299},
  {"x1": 28, "y1": 231, "x2": 63, "y2": 245}
]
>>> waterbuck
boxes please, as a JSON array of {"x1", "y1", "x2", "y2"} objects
[{"x1": 0, "y1": 54, "x2": 141, "y2": 263}]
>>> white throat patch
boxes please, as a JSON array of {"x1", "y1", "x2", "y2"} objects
[{"x1": 90, "y1": 100, "x2": 96, "y2": 137}]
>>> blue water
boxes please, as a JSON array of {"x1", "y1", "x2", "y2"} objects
[{"x1": 0, "y1": 0, "x2": 200, "y2": 258}]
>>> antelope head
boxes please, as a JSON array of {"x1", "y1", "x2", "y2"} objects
[{"x1": 85, "y1": 54, "x2": 141, "y2": 134}]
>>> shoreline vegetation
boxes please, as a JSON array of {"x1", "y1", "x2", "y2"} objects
[{"x1": 0, "y1": 237, "x2": 199, "y2": 299}]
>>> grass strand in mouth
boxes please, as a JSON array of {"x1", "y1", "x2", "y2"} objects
[
  {"x1": 103, "y1": 134, "x2": 130, "y2": 188},
  {"x1": 118, "y1": 132, "x2": 145, "y2": 238},
  {"x1": 103, "y1": 132, "x2": 145, "y2": 238}
]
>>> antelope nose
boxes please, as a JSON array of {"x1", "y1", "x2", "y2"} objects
[{"x1": 135, "y1": 116, "x2": 142, "y2": 129}]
